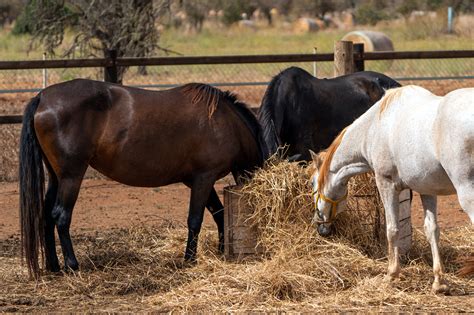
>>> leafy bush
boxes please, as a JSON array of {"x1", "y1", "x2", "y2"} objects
[
  {"x1": 11, "y1": 2, "x2": 35, "y2": 35},
  {"x1": 221, "y1": 1, "x2": 254, "y2": 26},
  {"x1": 397, "y1": 0, "x2": 420, "y2": 17},
  {"x1": 354, "y1": 4, "x2": 388, "y2": 25},
  {"x1": 12, "y1": 0, "x2": 77, "y2": 35}
]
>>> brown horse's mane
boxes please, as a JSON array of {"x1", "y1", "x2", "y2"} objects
[
  {"x1": 318, "y1": 127, "x2": 348, "y2": 191},
  {"x1": 182, "y1": 83, "x2": 228, "y2": 118},
  {"x1": 181, "y1": 83, "x2": 269, "y2": 162}
]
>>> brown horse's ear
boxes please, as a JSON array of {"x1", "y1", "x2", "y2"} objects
[{"x1": 309, "y1": 150, "x2": 322, "y2": 167}]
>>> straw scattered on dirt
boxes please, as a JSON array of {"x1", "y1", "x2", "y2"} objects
[{"x1": 0, "y1": 158, "x2": 472, "y2": 312}]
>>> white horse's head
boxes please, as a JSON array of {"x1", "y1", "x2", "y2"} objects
[{"x1": 309, "y1": 149, "x2": 348, "y2": 236}]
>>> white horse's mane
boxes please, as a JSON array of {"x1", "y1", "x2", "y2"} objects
[{"x1": 378, "y1": 85, "x2": 436, "y2": 117}]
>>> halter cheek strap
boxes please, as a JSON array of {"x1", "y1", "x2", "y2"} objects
[{"x1": 313, "y1": 190, "x2": 348, "y2": 223}]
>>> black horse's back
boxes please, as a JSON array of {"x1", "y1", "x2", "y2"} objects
[
  {"x1": 354, "y1": 70, "x2": 401, "y2": 89},
  {"x1": 258, "y1": 67, "x2": 400, "y2": 160}
]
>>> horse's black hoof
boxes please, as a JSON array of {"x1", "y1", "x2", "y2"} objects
[
  {"x1": 217, "y1": 244, "x2": 225, "y2": 255},
  {"x1": 46, "y1": 264, "x2": 61, "y2": 273},
  {"x1": 317, "y1": 223, "x2": 334, "y2": 237},
  {"x1": 183, "y1": 257, "x2": 198, "y2": 267},
  {"x1": 64, "y1": 260, "x2": 79, "y2": 273}
]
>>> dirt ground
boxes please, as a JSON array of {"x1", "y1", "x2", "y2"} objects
[
  {"x1": 0, "y1": 176, "x2": 470, "y2": 241},
  {"x1": 0, "y1": 80, "x2": 472, "y2": 312},
  {"x1": 0, "y1": 177, "x2": 472, "y2": 313}
]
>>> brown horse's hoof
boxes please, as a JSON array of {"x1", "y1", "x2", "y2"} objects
[
  {"x1": 182, "y1": 258, "x2": 197, "y2": 268},
  {"x1": 46, "y1": 263, "x2": 61, "y2": 273},
  {"x1": 383, "y1": 273, "x2": 400, "y2": 283},
  {"x1": 432, "y1": 282, "x2": 450, "y2": 295}
]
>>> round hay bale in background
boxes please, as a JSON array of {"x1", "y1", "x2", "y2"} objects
[
  {"x1": 454, "y1": 15, "x2": 474, "y2": 39},
  {"x1": 341, "y1": 30, "x2": 394, "y2": 52},
  {"x1": 342, "y1": 30, "x2": 394, "y2": 71},
  {"x1": 293, "y1": 17, "x2": 320, "y2": 33},
  {"x1": 238, "y1": 19, "x2": 257, "y2": 31}
]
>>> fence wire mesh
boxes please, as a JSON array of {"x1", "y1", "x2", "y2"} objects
[
  {"x1": 0, "y1": 56, "x2": 472, "y2": 181},
  {"x1": 1, "y1": 57, "x2": 471, "y2": 107}
]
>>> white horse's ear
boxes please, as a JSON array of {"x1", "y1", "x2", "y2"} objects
[{"x1": 309, "y1": 150, "x2": 322, "y2": 167}]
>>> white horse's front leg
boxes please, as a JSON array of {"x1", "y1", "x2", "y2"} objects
[
  {"x1": 420, "y1": 194, "x2": 450, "y2": 294},
  {"x1": 376, "y1": 177, "x2": 401, "y2": 280}
]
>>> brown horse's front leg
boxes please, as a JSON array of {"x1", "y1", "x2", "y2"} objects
[
  {"x1": 205, "y1": 188, "x2": 225, "y2": 254},
  {"x1": 184, "y1": 175, "x2": 216, "y2": 263}
]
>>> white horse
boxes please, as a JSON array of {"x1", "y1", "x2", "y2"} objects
[{"x1": 309, "y1": 85, "x2": 473, "y2": 293}]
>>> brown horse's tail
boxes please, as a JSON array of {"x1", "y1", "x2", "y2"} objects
[{"x1": 19, "y1": 95, "x2": 45, "y2": 278}]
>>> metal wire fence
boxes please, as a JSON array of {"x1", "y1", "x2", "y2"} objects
[
  {"x1": 0, "y1": 57, "x2": 471, "y2": 107},
  {"x1": 0, "y1": 53, "x2": 472, "y2": 181}
]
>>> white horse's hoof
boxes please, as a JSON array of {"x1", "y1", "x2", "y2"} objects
[
  {"x1": 383, "y1": 274, "x2": 399, "y2": 283},
  {"x1": 432, "y1": 282, "x2": 450, "y2": 294}
]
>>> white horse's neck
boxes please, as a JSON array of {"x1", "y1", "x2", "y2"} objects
[{"x1": 328, "y1": 108, "x2": 376, "y2": 187}]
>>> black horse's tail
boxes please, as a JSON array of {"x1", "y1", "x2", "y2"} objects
[
  {"x1": 258, "y1": 73, "x2": 284, "y2": 157},
  {"x1": 19, "y1": 95, "x2": 45, "y2": 278}
]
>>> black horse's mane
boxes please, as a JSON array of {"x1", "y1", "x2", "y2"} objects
[{"x1": 222, "y1": 89, "x2": 269, "y2": 165}]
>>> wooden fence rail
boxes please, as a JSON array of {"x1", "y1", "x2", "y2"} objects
[
  {"x1": 0, "y1": 50, "x2": 473, "y2": 70},
  {"x1": 0, "y1": 48, "x2": 473, "y2": 125}
]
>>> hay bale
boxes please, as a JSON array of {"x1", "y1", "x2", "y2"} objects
[
  {"x1": 238, "y1": 19, "x2": 257, "y2": 30},
  {"x1": 293, "y1": 18, "x2": 320, "y2": 33},
  {"x1": 234, "y1": 157, "x2": 411, "y2": 258},
  {"x1": 341, "y1": 30, "x2": 394, "y2": 52},
  {"x1": 454, "y1": 15, "x2": 474, "y2": 39},
  {"x1": 238, "y1": 157, "x2": 388, "y2": 258}
]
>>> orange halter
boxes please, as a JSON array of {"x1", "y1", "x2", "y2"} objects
[{"x1": 312, "y1": 190, "x2": 347, "y2": 223}]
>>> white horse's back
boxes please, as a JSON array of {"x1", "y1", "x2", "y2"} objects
[
  {"x1": 377, "y1": 86, "x2": 473, "y2": 217},
  {"x1": 378, "y1": 86, "x2": 453, "y2": 195}
]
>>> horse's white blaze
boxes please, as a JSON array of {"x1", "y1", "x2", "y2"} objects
[{"x1": 312, "y1": 85, "x2": 473, "y2": 293}]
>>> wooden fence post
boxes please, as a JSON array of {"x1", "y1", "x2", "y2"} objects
[
  {"x1": 353, "y1": 43, "x2": 365, "y2": 72},
  {"x1": 104, "y1": 49, "x2": 118, "y2": 84},
  {"x1": 334, "y1": 40, "x2": 353, "y2": 76}
]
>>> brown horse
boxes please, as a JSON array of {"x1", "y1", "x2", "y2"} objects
[{"x1": 19, "y1": 80, "x2": 267, "y2": 277}]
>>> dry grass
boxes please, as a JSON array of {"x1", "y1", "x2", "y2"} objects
[{"x1": 1, "y1": 158, "x2": 472, "y2": 312}]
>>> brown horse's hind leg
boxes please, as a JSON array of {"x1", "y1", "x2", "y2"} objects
[
  {"x1": 51, "y1": 171, "x2": 86, "y2": 271},
  {"x1": 185, "y1": 175, "x2": 217, "y2": 262},
  {"x1": 44, "y1": 171, "x2": 60, "y2": 272},
  {"x1": 206, "y1": 188, "x2": 224, "y2": 254}
]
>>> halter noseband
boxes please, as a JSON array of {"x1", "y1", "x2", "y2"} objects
[{"x1": 312, "y1": 190, "x2": 348, "y2": 224}]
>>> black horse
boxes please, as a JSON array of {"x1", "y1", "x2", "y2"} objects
[
  {"x1": 258, "y1": 67, "x2": 401, "y2": 160},
  {"x1": 19, "y1": 81, "x2": 267, "y2": 277}
]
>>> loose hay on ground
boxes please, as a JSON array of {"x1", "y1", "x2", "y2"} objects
[{"x1": 0, "y1": 159, "x2": 472, "y2": 312}]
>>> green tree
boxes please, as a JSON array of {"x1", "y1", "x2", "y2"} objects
[
  {"x1": 221, "y1": 0, "x2": 254, "y2": 25},
  {"x1": 398, "y1": 0, "x2": 420, "y2": 16},
  {"x1": 354, "y1": 1, "x2": 388, "y2": 25},
  {"x1": 17, "y1": 0, "x2": 172, "y2": 82}
]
